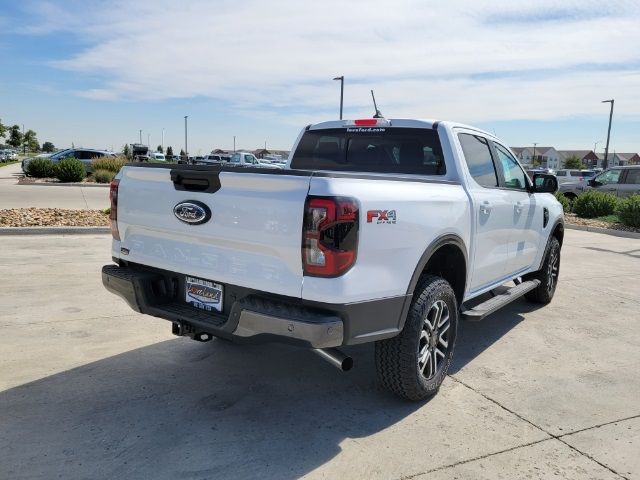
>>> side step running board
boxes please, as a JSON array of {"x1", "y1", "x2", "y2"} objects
[{"x1": 461, "y1": 280, "x2": 541, "y2": 321}]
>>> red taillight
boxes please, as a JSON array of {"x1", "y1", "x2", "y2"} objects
[
  {"x1": 302, "y1": 196, "x2": 359, "y2": 277},
  {"x1": 353, "y1": 119, "x2": 378, "y2": 126},
  {"x1": 109, "y1": 179, "x2": 120, "y2": 240}
]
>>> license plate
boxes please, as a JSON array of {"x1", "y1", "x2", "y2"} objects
[{"x1": 185, "y1": 276, "x2": 223, "y2": 312}]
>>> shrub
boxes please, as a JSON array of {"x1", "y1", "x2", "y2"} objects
[
  {"x1": 554, "y1": 192, "x2": 571, "y2": 213},
  {"x1": 55, "y1": 157, "x2": 86, "y2": 182},
  {"x1": 573, "y1": 190, "x2": 618, "y2": 218},
  {"x1": 616, "y1": 194, "x2": 640, "y2": 228},
  {"x1": 93, "y1": 169, "x2": 115, "y2": 183},
  {"x1": 92, "y1": 155, "x2": 126, "y2": 173},
  {"x1": 27, "y1": 158, "x2": 56, "y2": 178}
]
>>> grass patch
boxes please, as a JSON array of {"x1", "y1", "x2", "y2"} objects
[
  {"x1": 593, "y1": 215, "x2": 620, "y2": 224},
  {"x1": 0, "y1": 160, "x2": 20, "y2": 167}
]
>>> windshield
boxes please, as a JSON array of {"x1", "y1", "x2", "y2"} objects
[
  {"x1": 50, "y1": 148, "x2": 73, "y2": 159},
  {"x1": 290, "y1": 127, "x2": 445, "y2": 175}
]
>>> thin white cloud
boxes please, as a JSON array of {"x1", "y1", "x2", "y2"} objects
[{"x1": 24, "y1": 0, "x2": 640, "y2": 122}]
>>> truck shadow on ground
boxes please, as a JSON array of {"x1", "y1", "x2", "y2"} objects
[{"x1": 0, "y1": 300, "x2": 539, "y2": 480}]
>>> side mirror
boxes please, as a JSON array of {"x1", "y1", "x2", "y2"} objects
[
  {"x1": 532, "y1": 173, "x2": 558, "y2": 193},
  {"x1": 588, "y1": 179, "x2": 598, "y2": 187}
]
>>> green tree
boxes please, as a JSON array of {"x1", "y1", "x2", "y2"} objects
[
  {"x1": 123, "y1": 144, "x2": 131, "y2": 159},
  {"x1": 157, "y1": 145, "x2": 164, "y2": 153},
  {"x1": 179, "y1": 148, "x2": 185, "y2": 157},
  {"x1": 7, "y1": 125, "x2": 23, "y2": 148},
  {"x1": 166, "y1": 146, "x2": 174, "y2": 156},
  {"x1": 42, "y1": 141, "x2": 56, "y2": 153},
  {"x1": 563, "y1": 155, "x2": 583, "y2": 169},
  {"x1": 0, "y1": 119, "x2": 7, "y2": 139},
  {"x1": 23, "y1": 130, "x2": 39, "y2": 152}
]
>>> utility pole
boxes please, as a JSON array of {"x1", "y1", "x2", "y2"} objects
[
  {"x1": 601, "y1": 99, "x2": 614, "y2": 170},
  {"x1": 532, "y1": 143, "x2": 537, "y2": 167},
  {"x1": 139, "y1": 129, "x2": 142, "y2": 144},
  {"x1": 333, "y1": 76, "x2": 344, "y2": 120},
  {"x1": 162, "y1": 128, "x2": 165, "y2": 151},
  {"x1": 233, "y1": 135, "x2": 236, "y2": 153},
  {"x1": 184, "y1": 116, "x2": 188, "y2": 158},
  {"x1": 22, "y1": 124, "x2": 25, "y2": 154}
]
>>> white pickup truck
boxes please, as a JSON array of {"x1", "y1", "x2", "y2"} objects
[{"x1": 103, "y1": 117, "x2": 563, "y2": 400}]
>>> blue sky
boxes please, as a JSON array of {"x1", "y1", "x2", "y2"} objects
[{"x1": 1, "y1": 0, "x2": 639, "y2": 153}]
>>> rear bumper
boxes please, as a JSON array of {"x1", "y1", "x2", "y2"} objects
[{"x1": 102, "y1": 263, "x2": 408, "y2": 347}]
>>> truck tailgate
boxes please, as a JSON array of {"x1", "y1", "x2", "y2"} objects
[{"x1": 115, "y1": 166, "x2": 311, "y2": 298}]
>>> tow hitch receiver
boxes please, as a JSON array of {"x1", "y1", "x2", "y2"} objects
[{"x1": 172, "y1": 321, "x2": 212, "y2": 342}]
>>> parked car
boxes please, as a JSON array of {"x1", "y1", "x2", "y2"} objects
[
  {"x1": 0, "y1": 149, "x2": 18, "y2": 160},
  {"x1": 560, "y1": 166, "x2": 640, "y2": 200},
  {"x1": 102, "y1": 117, "x2": 563, "y2": 401},
  {"x1": 586, "y1": 166, "x2": 640, "y2": 197},
  {"x1": 229, "y1": 151, "x2": 282, "y2": 168},
  {"x1": 555, "y1": 169, "x2": 596, "y2": 185},
  {"x1": 148, "y1": 152, "x2": 166, "y2": 162},
  {"x1": 22, "y1": 148, "x2": 116, "y2": 174},
  {"x1": 192, "y1": 154, "x2": 231, "y2": 165}
]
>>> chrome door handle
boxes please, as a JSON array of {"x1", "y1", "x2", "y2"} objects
[
  {"x1": 515, "y1": 202, "x2": 523, "y2": 213},
  {"x1": 480, "y1": 202, "x2": 491, "y2": 215}
]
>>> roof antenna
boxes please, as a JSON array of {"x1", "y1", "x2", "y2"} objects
[{"x1": 371, "y1": 90, "x2": 383, "y2": 118}]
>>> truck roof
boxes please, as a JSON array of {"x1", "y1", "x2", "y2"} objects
[{"x1": 308, "y1": 118, "x2": 495, "y2": 140}]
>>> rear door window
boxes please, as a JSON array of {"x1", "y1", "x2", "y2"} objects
[
  {"x1": 623, "y1": 169, "x2": 640, "y2": 184},
  {"x1": 458, "y1": 133, "x2": 498, "y2": 187},
  {"x1": 290, "y1": 127, "x2": 445, "y2": 175}
]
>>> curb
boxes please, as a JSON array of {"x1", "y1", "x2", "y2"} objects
[
  {"x1": 0, "y1": 226, "x2": 110, "y2": 235},
  {"x1": 17, "y1": 181, "x2": 110, "y2": 188},
  {"x1": 565, "y1": 223, "x2": 640, "y2": 240}
]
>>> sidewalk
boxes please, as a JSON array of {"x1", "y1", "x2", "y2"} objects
[{"x1": 0, "y1": 162, "x2": 109, "y2": 209}]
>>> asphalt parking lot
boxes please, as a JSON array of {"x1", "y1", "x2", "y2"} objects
[{"x1": 0, "y1": 230, "x2": 638, "y2": 479}]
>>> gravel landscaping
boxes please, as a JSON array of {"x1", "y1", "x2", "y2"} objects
[
  {"x1": 0, "y1": 208, "x2": 109, "y2": 227},
  {"x1": 565, "y1": 212, "x2": 640, "y2": 233}
]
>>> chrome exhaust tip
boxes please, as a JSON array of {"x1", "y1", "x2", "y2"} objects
[{"x1": 313, "y1": 348, "x2": 353, "y2": 372}]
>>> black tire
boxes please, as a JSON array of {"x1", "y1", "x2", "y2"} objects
[
  {"x1": 374, "y1": 275, "x2": 458, "y2": 401},
  {"x1": 524, "y1": 236, "x2": 560, "y2": 304}
]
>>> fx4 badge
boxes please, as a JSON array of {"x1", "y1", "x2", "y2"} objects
[{"x1": 367, "y1": 209, "x2": 397, "y2": 224}]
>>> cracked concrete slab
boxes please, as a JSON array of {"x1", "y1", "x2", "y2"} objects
[
  {"x1": 563, "y1": 416, "x2": 640, "y2": 480},
  {"x1": 418, "y1": 439, "x2": 621, "y2": 480},
  {"x1": 451, "y1": 230, "x2": 640, "y2": 436},
  {"x1": 0, "y1": 229, "x2": 638, "y2": 479}
]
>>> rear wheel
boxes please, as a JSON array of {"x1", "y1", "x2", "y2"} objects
[
  {"x1": 525, "y1": 236, "x2": 560, "y2": 304},
  {"x1": 375, "y1": 275, "x2": 458, "y2": 401}
]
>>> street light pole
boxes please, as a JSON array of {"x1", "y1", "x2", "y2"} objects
[
  {"x1": 333, "y1": 76, "x2": 344, "y2": 120},
  {"x1": 162, "y1": 128, "x2": 165, "y2": 152},
  {"x1": 139, "y1": 129, "x2": 142, "y2": 144},
  {"x1": 601, "y1": 99, "x2": 614, "y2": 170},
  {"x1": 184, "y1": 116, "x2": 188, "y2": 158},
  {"x1": 233, "y1": 135, "x2": 236, "y2": 153},
  {"x1": 147, "y1": 133, "x2": 150, "y2": 149},
  {"x1": 532, "y1": 142, "x2": 537, "y2": 167}
]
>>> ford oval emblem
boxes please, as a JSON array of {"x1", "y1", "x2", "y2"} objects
[{"x1": 173, "y1": 201, "x2": 211, "y2": 225}]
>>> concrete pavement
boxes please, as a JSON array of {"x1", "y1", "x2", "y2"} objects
[
  {"x1": 0, "y1": 230, "x2": 638, "y2": 479},
  {"x1": 0, "y1": 162, "x2": 109, "y2": 209}
]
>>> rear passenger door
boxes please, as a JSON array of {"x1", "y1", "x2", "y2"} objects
[
  {"x1": 457, "y1": 132, "x2": 512, "y2": 292},
  {"x1": 491, "y1": 142, "x2": 541, "y2": 276},
  {"x1": 618, "y1": 169, "x2": 640, "y2": 197}
]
